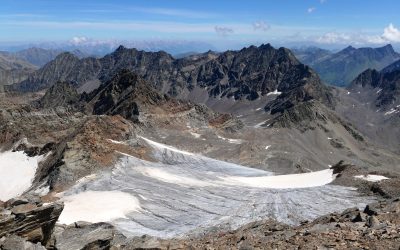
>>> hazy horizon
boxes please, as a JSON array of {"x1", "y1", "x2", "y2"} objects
[{"x1": 1, "y1": 0, "x2": 400, "y2": 54}]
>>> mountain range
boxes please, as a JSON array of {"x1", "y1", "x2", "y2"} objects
[
  {"x1": 11, "y1": 44, "x2": 334, "y2": 116},
  {"x1": 293, "y1": 44, "x2": 400, "y2": 86}
]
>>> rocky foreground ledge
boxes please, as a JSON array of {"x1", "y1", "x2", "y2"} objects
[{"x1": 2, "y1": 198, "x2": 399, "y2": 249}]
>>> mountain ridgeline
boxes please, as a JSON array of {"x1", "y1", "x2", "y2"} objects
[
  {"x1": 294, "y1": 44, "x2": 400, "y2": 87},
  {"x1": 350, "y1": 61, "x2": 400, "y2": 108},
  {"x1": 12, "y1": 44, "x2": 334, "y2": 117}
]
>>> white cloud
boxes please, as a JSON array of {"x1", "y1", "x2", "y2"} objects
[
  {"x1": 70, "y1": 36, "x2": 89, "y2": 45},
  {"x1": 316, "y1": 32, "x2": 351, "y2": 44},
  {"x1": 382, "y1": 23, "x2": 400, "y2": 42},
  {"x1": 307, "y1": 7, "x2": 316, "y2": 13},
  {"x1": 320, "y1": 0, "x2": 327, "y2": 4},
  {"x1": 215, "y1": 26, "x2": 234, "y2": 37},
  {"x1": 316, "y1": 32, "x2": 387, "y2": 45},
  {"x1": 253, "y1": 21, "x2": 270, "y2": 32},
  {"x1": 316, "y1": 23, "x2": 400, "y2": 45}
]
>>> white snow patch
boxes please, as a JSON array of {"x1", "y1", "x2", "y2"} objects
[
  {"x1": 76, "y1": 174, "x2": 98, "y2": 184},
  {"x1": 107, "y1": 139, "x2": 126, "y2": 145},
  {"x1": 190, "y1": 132, "x2": 201, "y2": 139},
  {"x1": 217, "y1": 135, "x2": 242, "y2": 144},
  {"x1": 0, "y1": 151, "x2": 44, "y2": 201},
  {"x1": 385, "y1": 109, "x2": 396, "y2": 115},
  {"x1": 138, "y1": 194, "x2": 148, "y2": 201},
  {"x1": 327, "y1": 137, "x2": 333, "y2": 140},
  {"x1": 58, "y1": 191, "x2": 141, "y2": 225},
  {"x1": 267, "y1": 89, "x2": 282, "y2": 96},
  {"x1": 254, "y1": 119, "x2": 269, "y2": 128},
  {"x1": 34, "y1": 186, "x2": 50, "y2": 196},
  {"x1": 136, "y1": 167, "x2": 214, "y2": 187},
  {"x1": 265, "y1": 145, "x2": 271, "y2": 150},
  {"x1": 376, "y1": 89, "x2": 382, "y2": 94},
  {"x1": 255, "y1": 108, "x2": 262, "y2": 111},
  {"x1": 221, "y1": 169, "x2": 336, "y2": 189},
  {"x1": 139, "y1": 136, "x2": 194, "y2": 156},
  {"x1": 355, "y1": 175, "x2": 389, "y2": 182},
  {"x1": 116, "y1": 151, "x2": 136, "y2": 158},
  {"x1": 131, "y1": 157, "x2": 336, "y2": 189}
]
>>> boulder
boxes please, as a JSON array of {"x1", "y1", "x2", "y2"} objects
[
  {"x1": 55, "y1": 222, "x2": 126, "y2": 250},
  {"x1": 0, "y1": 235, "x2": 46, "y2": 250},
  {"x1": 0, "y1": 202, "x2": 63, "y2": 245}
]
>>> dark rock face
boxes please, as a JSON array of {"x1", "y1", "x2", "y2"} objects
[
  {"x1": 13, "y1": 44, "x2": 333, "y2": 115},
  {"x1": 382, "y1": 59, "x2": 400, "y2": 73},
  {"x1": 85, "y1": 70, "x2": 243, "y2": 131},
  {"x1": 267, "y1": 101, "x2": 331, "y2": 129},
  {"x1": 351, "y1": 68, "x2": 400, "y2": 108},
  {"x1": 297, "y1": 44, "x2": 400, "y2": 86},
  {"x1": 0, "y1": 202, "x2": 63, "y2": 246},
  {"x1": 36, "y1": 81, "x2": 80, "y2": 109},
  {"x1": 86, "y1": 69, "x2": 167, "y2": 121}
]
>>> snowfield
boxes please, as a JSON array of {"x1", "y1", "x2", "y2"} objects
[
  {"x1": 59, "y1": 137, "x2": 375, "y2": 238},
  {"x1": 0, "y1": 150, "x2": 44, "y2": 201},
  {"x1": 58, "y1": 191, "x2": 141, "y2": 225},
  {"x1": 221, "y1": 169, "x2": 335, "y2": 189}
]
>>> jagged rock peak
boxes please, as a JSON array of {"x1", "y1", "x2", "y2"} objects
[
  {"x1": 115, "y1": 45, "x2": 127, "y2": 52},
  {"x1": 37, "y1": 81, "x2": 80, "y2": 109},
  {"x1": 378, "y1": 44, "x2": 395, "y2": 54},
  {"x1": 351, "y1": 68, "x2": 381, "y2": 88},
  {"x1": 341, "y1": 45, "x2": 356, "y2": 53},
  {"x1": 88, "y1": 69, "x2": 166, "y2": 120},
  {"x1": 54, "y1": 51, "x2": 79, "y2": 60}
]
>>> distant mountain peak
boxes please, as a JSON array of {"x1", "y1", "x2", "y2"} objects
[
  {"x1": 294, "y1": 44, "x2": 400, "y2": 87},
  {"x1": 377, "y1": 44, "x2": 396, "y2": 54},
  {"x1": 341, "y1": 45, "x2": 356, "y2": 53},
  {"x1": 115, "y1": 45, "x2": 127, "y2": 52}
]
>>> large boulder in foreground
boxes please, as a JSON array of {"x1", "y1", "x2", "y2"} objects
[{"x1": 0, "y1": 201, "x2": 63, "y2": 246}]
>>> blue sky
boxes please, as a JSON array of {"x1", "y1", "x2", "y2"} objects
[{"x1": 1, "y1": 0, "x2": 400, "y2": 50}]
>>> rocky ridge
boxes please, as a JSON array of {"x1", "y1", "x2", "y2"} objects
[
  {"x1": 11, "y1": 44, "x2": 334, "y2": 116},
  {"x1": 350, "y1": 67, "x2": 400, "y2": 109}
]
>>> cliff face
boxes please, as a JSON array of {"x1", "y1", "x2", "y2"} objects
[{"x1": 351, "y1": 68, "x2": 400, "y2": 108}]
